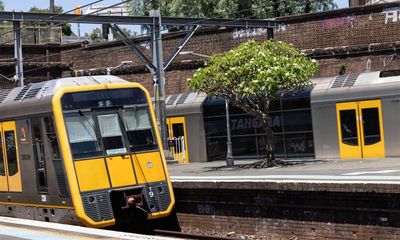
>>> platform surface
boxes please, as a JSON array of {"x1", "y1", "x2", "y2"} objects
[
  {"x1": 0, "y1": 216, "x2": 174, "y2": 240},
  {"x1": 169, "y1": 158, "x2": 400, "y2": 184}
]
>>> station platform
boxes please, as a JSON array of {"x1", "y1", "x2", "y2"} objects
[
  {"x1": 167, "y1": 158, "x2": 400, "y2": 239},
  {"x1": 0, "y1": 216, "x2": 173, "y2": 240},
  {"x1": 169, "y1": 157, "x2": 400, "y2": 183}
]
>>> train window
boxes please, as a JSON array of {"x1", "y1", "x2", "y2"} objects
[
  {"x1": 61, "y1": 88, "x2": 147, "y2": 111},
  {"x1": 172, "y1": 123, "x2": 184, "y2": 153},
  {"x1": 123, "y1": 108, "x2": 157, "y2": 151},
  {"x1": 64, "y1": 112, "x2": 102, "y2": 159},
  {"x1": 44, "y1": 117, "x2": 61, "y2": 160},
  {"x1": 339, "y1": 109, "x2": 358, "y2": 146},
  {"x1": 361, "y1": 107, "x2": 381, "y2": 145},
  {"x1": 282, "y1": 110, "x2": 312, "y2": 132},
  {"x1": 32, "y1": 120, "x2": 47, "y2": 191},
  {"x1": 284, "y1": 132, "x2": 314, "y2": 157},
  {"x1": 97, "y1": 113, "x2": 127, "y2": 155},
  {"x1": 5, "y1": 131, "x2": 18, "y2": 176},
  {"x1": 0, "y1": 134, "x2": 4, "y2": 176}
]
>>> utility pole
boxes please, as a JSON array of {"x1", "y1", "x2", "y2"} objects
[
  {"x1": 13, "y1": 21, "x2": 24, "y2": 87},
  {"x1": 150, "y1": 9, "x2": 168, "y2": 150},
  {"x1": 49, "y1": 0, "x2": 55, "y2": 42},
  {"x1": 225, "y1": 99, "x2": 234, "y2": 167}
]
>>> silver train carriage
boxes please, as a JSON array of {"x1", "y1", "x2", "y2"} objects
[{"x1": 165, "y1": 70, "x2": 400, "y2": 162}]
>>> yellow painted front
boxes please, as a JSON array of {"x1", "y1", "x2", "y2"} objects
[
  {"x1": 132, "y1": 152, "x2": 166, "y2": 184},
  {"x1": 106, "y1": 156, "x2": 136, "y2": 187},
  {"x1": 2, "y1": 121, "x2": 22, "y2": 192},
  {"x1": 336, "y1": 102, "x2": 362, "y2": 159},
  {"x1": 358, "y1": 100, "x2": 385, "y2": 158},
  {"x1": 74, "y1": 158, "x2": 110, "y2": 192},
  {"x1": 53, "y1": 82, "x2": 174, "y2": 227},
  {"x1": 167, "y1": 117, "x2": 189, "y2": 164},
  {"x1": 0, "y1": 124, "x2": 8, "y2": 192}
]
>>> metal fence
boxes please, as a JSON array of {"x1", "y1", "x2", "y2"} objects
[{"x1": 168, "y1": 136, "x2": 186, "y2": 164}]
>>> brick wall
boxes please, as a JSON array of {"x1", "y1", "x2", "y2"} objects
[
  {"x1": 172, "y1": 181, "x2": 400, "y2": 239},
  {"x1": 2, "y1": 3, "x2": 400, "y2": 94},
  {"x1": 276, "y1": 3, "x2": 400, "y2": 49},
  {"x1": 56, "y1": 3, "x2": 400, "y2": 95}
]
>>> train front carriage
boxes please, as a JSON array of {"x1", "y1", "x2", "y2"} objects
[{"x1": 0, "y1": 76, "x2": 174, "y2": 228}]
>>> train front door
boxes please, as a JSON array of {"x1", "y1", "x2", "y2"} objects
[
  {"x1": 0, "y1": 121, "x2": 22, "y2": 192},
  {"x1": 167, "y1": 117, "x2": 189, "y2": 164},
  {"x1": 95, "y1": 110, "x2": 136, "y2": 188},
  {"x1": 336, "y1": 100, "x2": 385, "y2": 159}
]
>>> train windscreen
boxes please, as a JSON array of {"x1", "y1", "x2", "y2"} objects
[{"x1": 61, "y1": 88, "x2": 158, "y2": 159}]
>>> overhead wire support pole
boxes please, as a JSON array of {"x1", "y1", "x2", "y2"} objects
[
  {"x1": 150, "y1": 9, "x2": 168, "y2": 150},
  {"x1": 13, "y1": 21, "x2": 24, "y2": 87},
  {"x1": 164, "y1": 25, "x2": 201, "y2": 70}
]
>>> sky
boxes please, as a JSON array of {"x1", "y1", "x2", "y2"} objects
[
  {"x1": 2, "y1": 0, "x2": 350, "y2": 36},
  {"x1": 2, "y1": 0, "x2": 134, "y2": 36}
]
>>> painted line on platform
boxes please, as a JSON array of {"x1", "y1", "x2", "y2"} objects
[
  {"x1": 0, "y1": 217, "x2": 174, "y2": 240},
  {"x1": 171, "y1": 175, "x2": 400, "y2": 184},
  {"x1": 342, "y1": 170, "x2": 400, "y2": 175}
]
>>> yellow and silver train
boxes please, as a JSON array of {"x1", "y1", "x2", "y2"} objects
[{"x1": 0, "y1": 75, "x2": 174, "y2": 227}]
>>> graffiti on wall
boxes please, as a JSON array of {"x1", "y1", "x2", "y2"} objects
[
  {"x1": 382, "y1": 7, "x2": 400, "y2": 24},
  {"x1": 197, "y1": 203, "x2": 216, "y2": 215},
  {"x1": 321, "y1": 14, "x2": 357, "y2": 30},
  {"x1": 232, "y1": 27, "x2": 269, "y2": 39}
]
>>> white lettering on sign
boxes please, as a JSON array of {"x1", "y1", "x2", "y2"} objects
[
  {"x1": 232, "y1": 28, "x2": 269, "y2": 39},
  {"x1": 382, "y1": 7, "x2": 400, "y2": 24}
]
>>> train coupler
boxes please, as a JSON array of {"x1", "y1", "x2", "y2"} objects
[{"x1": 121, "y1": 194, "x2": 144, "y2": 209}]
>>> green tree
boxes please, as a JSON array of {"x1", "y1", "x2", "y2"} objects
[
  {"x1": 90, "y1": 28, "x2": 103, "y2": 42},
  {"x1": 0, "y1": 1, "x2": 4, "y2": 11},
  {"x1": 126, "y1": 0, "x2": 337, "y2": 19},
  {"x1": 29, "y1": 6, "x2": 73, "y2": 36},
  {"x1": 188, "y1": 40, "x2": 318, "y2": 166}
]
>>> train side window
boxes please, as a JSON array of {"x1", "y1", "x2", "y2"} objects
[
  {"x1": 97, "y1": 113, "x2": 127, "y2": 155},
  {"x1": 172, "y1": 123, "x2": 184, "y2": 153},
  {"x1": 339, "y1": 109, "x2": 358, "y2": 146},
  {"x1": 122, "y1": 107, "x2": 157, "y2": 151},
  {"x1": 4, "y1": 131, "x2": 18, "y2": 176},
  {"x1": 361, "y1": 107, "x2": 381, "y2": 145},
  {"x1": 64, "y1": 112, "x2": 102, "y2": 159},
  {"x1": 44, "y1": 117, "x2": 61, "y2": 160},
  {"x1": 0, "y1": 134, "x2": 5, "y2": 176},
  {"x1": 32, "y1": 119, "x2": 47, "y2": 191}
]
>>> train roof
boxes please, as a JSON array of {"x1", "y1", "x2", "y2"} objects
[
  {"x1": 165, "y1": 92, "x2": 207, "y2": 116},
  {"x1": 311, "y1": 70, "x2": 400, "y2": 104},
  {"x1": 0, "y1": 75, "x2": 128, "y2": 120}
]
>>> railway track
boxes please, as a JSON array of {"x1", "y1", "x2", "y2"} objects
[{"x1": 154, "y1": 229, "x2": 240, "y2": 240}]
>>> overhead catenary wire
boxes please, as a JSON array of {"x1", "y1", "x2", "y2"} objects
[
  {"x1": 2, "y1": 0, "x2": 324, "y2": 80},
  {"x1": 0, "y1": 0, "x2": 105, "y2": 42},
  {"x1": 0, "y1": 0, "x2": 132, "y2": 45},
  {"x1": 1, "y1": 0, "x2": 321, "y2": 47}
]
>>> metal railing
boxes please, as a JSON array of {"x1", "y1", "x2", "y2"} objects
[{"x1": 168, "y1": 136, "x2": 186, "y2": 164}]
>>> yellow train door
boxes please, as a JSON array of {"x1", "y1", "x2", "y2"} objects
[
  {"x1": 358, "y1": 100, "x2": 385, "y2": 158},
  {"x1": 167, "y1": 117, "x2": 189, "y2": 164},
  {"x1": 1, "y1": 121, "x2": 22, "y2": 192},
  {"x1": 0, "y1": 123, "x2": 8, "y2": 191},
  {"x1": 336, "y1": 100, "x2": 385, "y2": 159}
]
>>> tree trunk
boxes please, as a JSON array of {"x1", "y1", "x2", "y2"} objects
[{"x1": 260, "y1": 110, "x2": 277, "y2": 167}]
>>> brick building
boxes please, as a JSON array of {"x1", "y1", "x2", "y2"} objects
[{"x1": 1, "y1": 2, "x2": 400, "y2": 95}]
